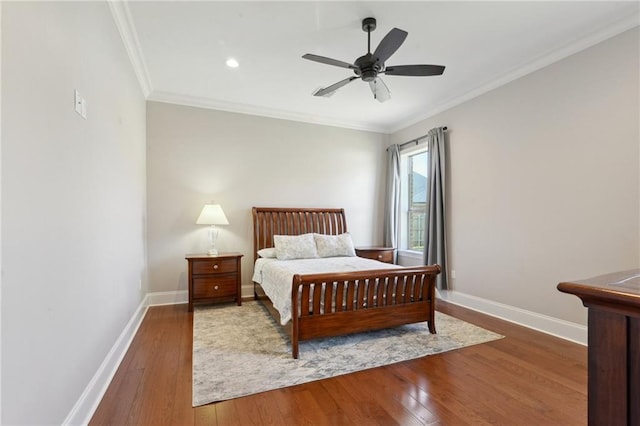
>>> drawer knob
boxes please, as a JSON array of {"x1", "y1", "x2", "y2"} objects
[
  {"x1": 214, "y1": 285, "x2": 219, "y2": 290},
  {"x1": 377, "y1": 255, "x2": 382, "y2": 259},
  {"x1": 213, "y1": 264, "x2": 219, "y2": 270}
]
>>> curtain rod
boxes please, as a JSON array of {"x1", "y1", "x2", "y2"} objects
[{"x1": 397, "y1": 126, "x2": 447, "y2": 149}]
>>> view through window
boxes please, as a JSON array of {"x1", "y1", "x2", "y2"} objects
[{"x1": 400, "y1": 147, "x2": 428, "y2": 252}]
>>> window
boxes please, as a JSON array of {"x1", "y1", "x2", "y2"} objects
[{"x1": 400, "y1": 147, "x2": 428, "y2": 252}]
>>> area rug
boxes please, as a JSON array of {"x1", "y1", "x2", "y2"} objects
[{"x1": 192, "y1": 301, "x2": 503, "y2": 406}]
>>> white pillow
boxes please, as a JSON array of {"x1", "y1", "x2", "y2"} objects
[
  {"x1": 257, "y1": 247, "x2": 276, "y2": 258},
  {"x1": 274, "y1": 234, "x2": 319, "y2": 260},
  {"x1": 313, "y1": 233, "x2": 356, "y2": 258}
]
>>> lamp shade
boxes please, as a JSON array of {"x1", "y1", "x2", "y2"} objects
[{"x1": 196, "y1": 204, "x2": 229, "y2": 225}]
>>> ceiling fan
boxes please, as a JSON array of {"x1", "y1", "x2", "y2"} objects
[{"x1": 303, "y1": 17, "x2": 445, "y2": 103}]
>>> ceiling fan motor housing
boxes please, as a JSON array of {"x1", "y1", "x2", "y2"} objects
[{"x1": 354, "y1": 53, "x2": 381, "y2": 82}]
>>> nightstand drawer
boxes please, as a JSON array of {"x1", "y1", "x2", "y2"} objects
[
  {"x1": 193, "y1": 276, "x2": 237, "y2": 299},
  {"x1": 355, "y1": 247, "x2": 395, "y2": 264},
  {"x1": 191, "y1": 258, "x2": 238, "y2": 275}
]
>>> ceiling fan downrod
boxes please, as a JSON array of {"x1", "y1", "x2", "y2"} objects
[
  {"x1": 357, "y1": 17, "x2": 379, "y2": 82},
  {"x1": 362, "y1": 17, "x2": 377, "y2": 54}
]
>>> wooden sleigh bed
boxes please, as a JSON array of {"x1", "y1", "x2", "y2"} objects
[{"x1": 252, "y1": 207, "x2": 441, "y2": 358}]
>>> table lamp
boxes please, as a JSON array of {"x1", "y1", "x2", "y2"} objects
[{"x1": 196, "y1": 203, "x2": 229, "y2": 255}]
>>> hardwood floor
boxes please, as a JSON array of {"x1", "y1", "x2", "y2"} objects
[{"x1": 90, "y1": 300, "x2": 587, "y2": 425}]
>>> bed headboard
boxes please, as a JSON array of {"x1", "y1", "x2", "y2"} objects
[{"x1": 252, "y1": 207, "x2": 348, "y2": 262}]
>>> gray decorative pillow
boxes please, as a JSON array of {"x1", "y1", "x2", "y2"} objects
[
  {"x1": 274, "y1": 234, "x2": 319, "y2": 260},
  {"x1": 313, "y1": 233, "x2": 356, "y2": 258}
]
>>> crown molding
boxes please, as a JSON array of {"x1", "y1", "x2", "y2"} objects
[
  {"x1": 147, "y1": 90, "x2": 389, "y2": 133},
  {"x1": 108, "y1": 0, "x2": 152, "y2": 97},
  {"x1": 108, "y1": 1, "x2": 637, "y2": 136},
  {"x1": 389, "y1": 12, "x2": 640, "y2": 134}
]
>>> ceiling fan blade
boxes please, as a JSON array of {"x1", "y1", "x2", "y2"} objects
[
  {"x1": 302, "y1": 54, "x2": 357, "y2": 70},
  {"x1": 369, "y1": 78, "x2": 391, "y2": 103},
  {"x1": 384, "y1": 64, "x2": 446, "y2": 76},
  {"x1": 373, "y1": 28, "x2": 408, "y2": 64},
  {"x1": 313, "y1": 76, "x2": 358, "y2": 97}
]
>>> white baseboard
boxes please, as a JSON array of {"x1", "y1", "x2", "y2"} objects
[
  {"x1": 439, "y1": 290, "x2": 587, "y2": 346},
  {"x1": 63, "y1": 290, "x2": 188, "y2": 425},
  {"x1": 147, "y1": 290, "x2": 188, "y2": 306},
  {"x1": 63, "y1": 295, "x2": 150, "y2": 426}
]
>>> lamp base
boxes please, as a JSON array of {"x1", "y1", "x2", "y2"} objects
[{"x1": 206, "y1": 225, "x2": 220, "y2": 256}]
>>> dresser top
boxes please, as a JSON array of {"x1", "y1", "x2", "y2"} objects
[{"x1": 558, "y1": 269, "x2": 640, "y2": 309}]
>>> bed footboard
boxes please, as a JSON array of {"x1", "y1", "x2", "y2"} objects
[{"x1": 290, "y1": 265, "x2": 440, "y2": 358}]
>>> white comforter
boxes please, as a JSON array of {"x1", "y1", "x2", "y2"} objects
[{"x1": 252, "y1": 257, "x2": 399, "y2": 325}]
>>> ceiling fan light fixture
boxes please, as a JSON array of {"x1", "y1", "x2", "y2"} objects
[{"x1": 361, "y1": 69, "x2": 377, "y2": 82}]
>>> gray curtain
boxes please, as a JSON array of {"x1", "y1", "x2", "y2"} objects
[
  {"x1": 383, "y1": 144, "x2": 401, "y2": 259},
  {"x1": 424, "y1": 127, "x2": 448, "y2": 290}
]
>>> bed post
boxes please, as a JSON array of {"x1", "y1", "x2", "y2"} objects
[
  {"x1": 428, "y1": 265, "x2": 440, "y2": 333},
  {"x1": 252, "y1": 208, "x2": 261, "y2": 301},
  {"x1": 291, "y1": 277, "x2": 300, "y2": 359}
]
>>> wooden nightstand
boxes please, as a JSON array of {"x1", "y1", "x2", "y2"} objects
[
  {"x1": 355, "y1": 247, "x2": 396, "y2": 264},
  {"x1": 186, "y1": 253, "x2": 243, "y2": 311}
]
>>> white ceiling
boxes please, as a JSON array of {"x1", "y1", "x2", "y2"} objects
[{"x1": 113, "y1": 1, "x2": 640, "y2": 133}]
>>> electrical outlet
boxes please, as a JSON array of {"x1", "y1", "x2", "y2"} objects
[
  {"x1": 138, "y1": 279, "x2": 142, "y2": 291},
  {"x1": 451, "y1": 270, "x2": 456, "y2": 279}
]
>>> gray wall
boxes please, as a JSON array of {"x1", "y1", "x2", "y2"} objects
[
  {"x1": 146, "y1": 101, "x2": 388, "y2": 298},
  {"x1": 392, "y1": 28, "x2": 640, "y2": 326},
  {"x1": 1, "y1": 3, "x2": 147, "y2": 424}
]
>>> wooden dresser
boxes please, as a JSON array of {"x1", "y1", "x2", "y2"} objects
[
  {"x1": 186, "y1": 253, "x2": 243, "y2": 311},
  {"x1": 355, "y1": 247, "x2": 395, "y2": 264},
  {"x1": 558, "y1": 269, "x2": 640, "y2": 425}
]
